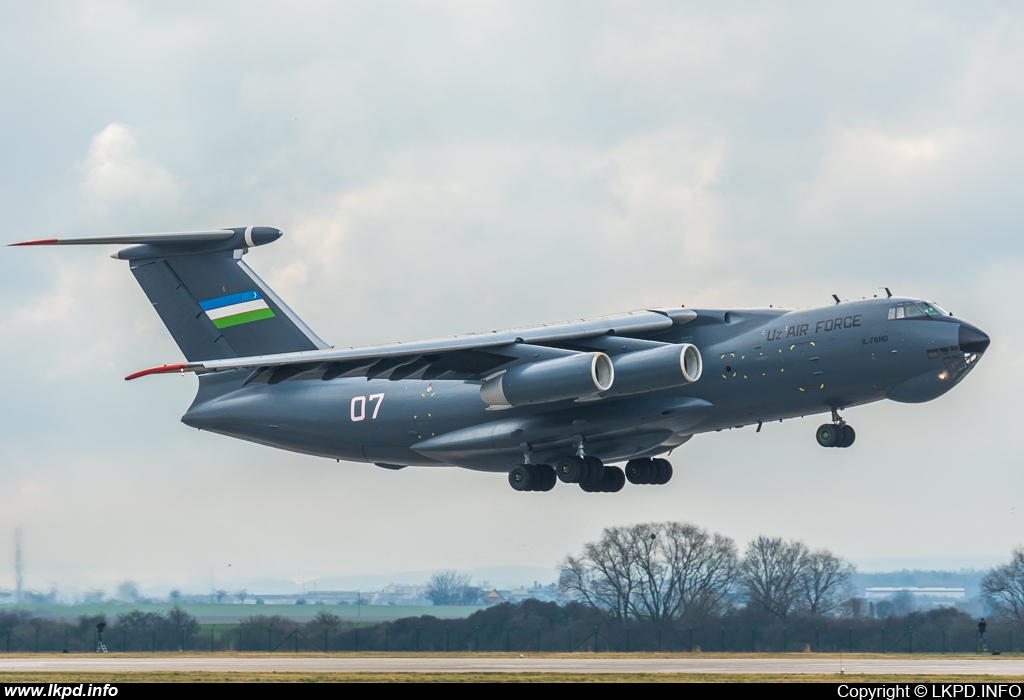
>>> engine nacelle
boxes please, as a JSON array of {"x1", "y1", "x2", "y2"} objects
[
  {"x1": 602, "y1": 343, "x2": 702, "y2": 397},
  {"x1": 480, "y1": 352, "x2": 614, "y2": 408}
]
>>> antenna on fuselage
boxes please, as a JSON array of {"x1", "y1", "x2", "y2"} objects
[
  {"x1": 831, "y1": 294, "x2": 841, "y2": 304},
  {"x1": 883, "y1": 287, "x2": 892, "y2": 298}
]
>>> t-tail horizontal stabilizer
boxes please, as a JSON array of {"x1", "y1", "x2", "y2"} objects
[
  {"x1": 9, "y1": 227, "x2": 282, "y2": 259},
  {"x1": 11, "y1": 226, "x2": 328, "y2": 362}
]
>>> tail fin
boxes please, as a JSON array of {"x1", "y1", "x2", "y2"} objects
[{"x1": 12, "y1": 227, "x2": 328, "y2": 360}]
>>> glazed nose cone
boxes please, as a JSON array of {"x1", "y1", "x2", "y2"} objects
[{"x1": 958, "y1": 323, "x2": 991, "y2": 354}]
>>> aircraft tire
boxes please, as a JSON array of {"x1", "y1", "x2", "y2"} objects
[
  {"x1": 816, "y1": 424, "x2": 840, "y2": 447},
  {"x1": 839, "y1": 425, "x2": 856, "y2": 448},
  {"x1": 653, "y1": 458, "x2": 673, "y2": 485},
  {"x1": 508, "y1": 464, "x2": 534, "y2": 491},
  {"x1": 582, "y1": 456, "x2": 605, "y2": 485},
  {"x1": 652, "y1": 458, "x2": 673, "y2": 485},
  {"x1": 534, "y1": 464, "x2": 557, "y2": 491},
  {"x1": 604, "y1": 466, "x2": 625, "y2": 493},
  {"x1": 625, "y1": 458, "x2": 652, "y2": 485},
  {"x1": 583, "y1": 470, "x2": 602, "y2": 492},
  {"x1": 556, "y1": 456, "x2": 586, "y2": 484}
]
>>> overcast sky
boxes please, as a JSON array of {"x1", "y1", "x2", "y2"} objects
[{"x1": 0, "y1": 1, "x2": 1021, "y2": 598}]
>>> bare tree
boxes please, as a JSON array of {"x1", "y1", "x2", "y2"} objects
[
  {"x1": 458, "y1": 583, "x2": 482, "y2": 605},
  {"x1": 427, "y1": 570, "x2": 478, "y2": 605},
  {"x1": 797, "y1": 549, "x2": 856, "y2": 616},
  {"x1": 981, "y1": 547, "x2": 1024, "y2": 626},
  {"x1": 559, "y1": 555, "x2": 630, "y2": 621},
  {"x1": 664, "y1": 522, "x2": 739, "y2": 619},
  {"x1": 627, "y1": 523, "x2": 671, "y2": 621},
  {"x1": 115, "y1": 581, "x2": 140, "y2": 602},
  {"x1": 559, "y1": 522, "x2": 738, "y2": 622},
  {"x1": 313, "y1": 609, "x2": 341, "y2": 632},
  {"x1": 166, "y1": 605, "x2": 198, "y2": 631},
  {"x1": 560, "y1": 525, "x2": 653, "y2": 622},
  {"x1": 740, "y1": 536, "x2": 808, "y2": 620}
]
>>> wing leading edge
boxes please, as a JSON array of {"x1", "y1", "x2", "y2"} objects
[{"x1": 125, "y1": 308, "x2": 697, "y2": 383}]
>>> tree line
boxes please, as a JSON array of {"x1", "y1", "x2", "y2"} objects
[
  {"x1": 0, "y1": 606, "x2": 200, "y2": 653},
  {"x1": 0, "y1": 601, "x2": 1005, "y2": 654},
  {"x1": 559, "y1": 522, "x2": 855, "y2": 623}
]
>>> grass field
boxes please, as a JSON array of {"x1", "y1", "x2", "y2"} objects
[{"x1": 0, "y1": 603, "x2": 484, "y2": 622}]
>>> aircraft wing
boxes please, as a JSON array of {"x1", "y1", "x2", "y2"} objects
[{"x1": 126, "y1": 307, "x2": 696, "y2": 383}]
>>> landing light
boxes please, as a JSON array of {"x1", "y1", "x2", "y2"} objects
[{"x1": 938, "y1": 372, "x2": 948, "y2": 380}]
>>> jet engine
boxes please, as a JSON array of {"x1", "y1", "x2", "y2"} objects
[
  {"x1": 480, "y1": 352, "x2": 614, "y2": 408},
  {"x1": 603, "y1": 343, "x2": 702, "y2": 397}
]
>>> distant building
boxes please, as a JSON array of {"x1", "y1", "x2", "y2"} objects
[
  {"x1": 482, "y1": 590, "x2": 504, "y2": 606},
  {"x1": 230, "y1": 585, "x2": 432, "y2": 607},
  {"x1": 864, "y1": 587, "x2": 965, "y2": 601}
]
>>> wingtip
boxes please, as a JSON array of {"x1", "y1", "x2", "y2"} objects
[
  {"x1": 9, "y1": 238, "x2": 59, "y2": 247},
  {"x1": 125, "y1": 363, "x2": 191, "y2": 381}
]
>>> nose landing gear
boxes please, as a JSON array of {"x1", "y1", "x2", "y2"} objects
[{"x1": 816, "y1": 409, "x2": 856, "y2": 448}]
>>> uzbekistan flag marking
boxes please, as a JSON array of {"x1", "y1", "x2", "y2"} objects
[{"x1": 199, "y1": 290, "x2": 275, "y2": 328}]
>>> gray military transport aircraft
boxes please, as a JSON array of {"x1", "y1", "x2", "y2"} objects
[{"x1": 13, "y1": 227, "x2": 990, "y2": 493}]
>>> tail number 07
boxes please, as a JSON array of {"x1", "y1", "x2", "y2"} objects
[{"x1": 351, "y1": 393, "x2": 385, "y2": 422}]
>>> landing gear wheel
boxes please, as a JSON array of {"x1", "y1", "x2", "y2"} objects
[
  {"x1": 579, "y1": 466, "x2": 625, "y2": 493},
  {"x1": 604, "y1": 466, "x2": 625, "y2": 493},
  {"x1": 582, "y1": 456, "x2": 605, "y2": 485},
  {"x1": 816, "y1": 424, "x2": 840, "y2": 447},
  {"x1": 652, "y1": 458, "x2": 673, "y2": 485},
  {"x1": 534, "y1": 464, "x2": 557, "y2": 491},
  {"x1": 556, "y1": 456, "x2": 586, "y2": 483},
  {"x1": 625, "y1": 458, "x2": 652, "y2": 485},
  {"x1": 508, "y1": 464, "x2": 534, "y2": 491},
  {"x1": 838, "y1": 425, "x2": 856, "y2": 448}
]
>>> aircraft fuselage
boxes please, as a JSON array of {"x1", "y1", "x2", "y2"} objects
[{"x1": 181, "y1": 296, "x2": 987, "y2": 472}]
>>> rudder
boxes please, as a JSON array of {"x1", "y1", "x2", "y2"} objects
[{"x1": 131, "y1": 249, "x2": 327, "y2": 360}]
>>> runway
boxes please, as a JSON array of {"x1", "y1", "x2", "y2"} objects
[{"x1": 2, "y1": 656, "x2": 1024, "y2": 675}]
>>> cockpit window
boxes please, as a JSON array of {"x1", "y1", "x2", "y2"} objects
[{"x1": 888, "y1": 301, "x2": 948, "y2": 320}]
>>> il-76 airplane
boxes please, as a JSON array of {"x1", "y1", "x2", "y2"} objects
[{"x1": 13, "y1": 227, "x2": 990, "y2": 493}]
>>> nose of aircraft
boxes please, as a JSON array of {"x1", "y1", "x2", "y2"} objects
[{"x1": 958, "y1": 322, "x2": 991, "y2": 354}]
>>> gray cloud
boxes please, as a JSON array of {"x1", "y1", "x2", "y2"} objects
[{"x1": 0, "y1": 2, "x2": 1020, "y2": 595}]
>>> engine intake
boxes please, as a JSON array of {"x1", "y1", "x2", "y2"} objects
[
  {"x1": 602, "y1": 343, "x2": 702, "y2": 397},
  {"x1": 480, "y1": 352, "x2": 614, "y2": 408}
]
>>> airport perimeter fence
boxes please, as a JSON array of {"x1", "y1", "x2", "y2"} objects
[{"x1": 0, "y1": 604, "x2": 1015, "y2": 654}]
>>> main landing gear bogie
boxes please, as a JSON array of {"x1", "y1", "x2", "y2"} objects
[
  {"x1": 507, "y1": 463, "x2": 557, "y2": 492},
  {"x1": 816, "y1": 409, "x2": 856, "y2": 449},
  {"x1": 624, "y1": 457, "x2": 673, "y2": 485},
  {"x1": 509, "y1": 454, "x2": 676, "y2": 492},
  {"x1": 554, "y1": 455, "x2": 625, "y2": 493}
]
